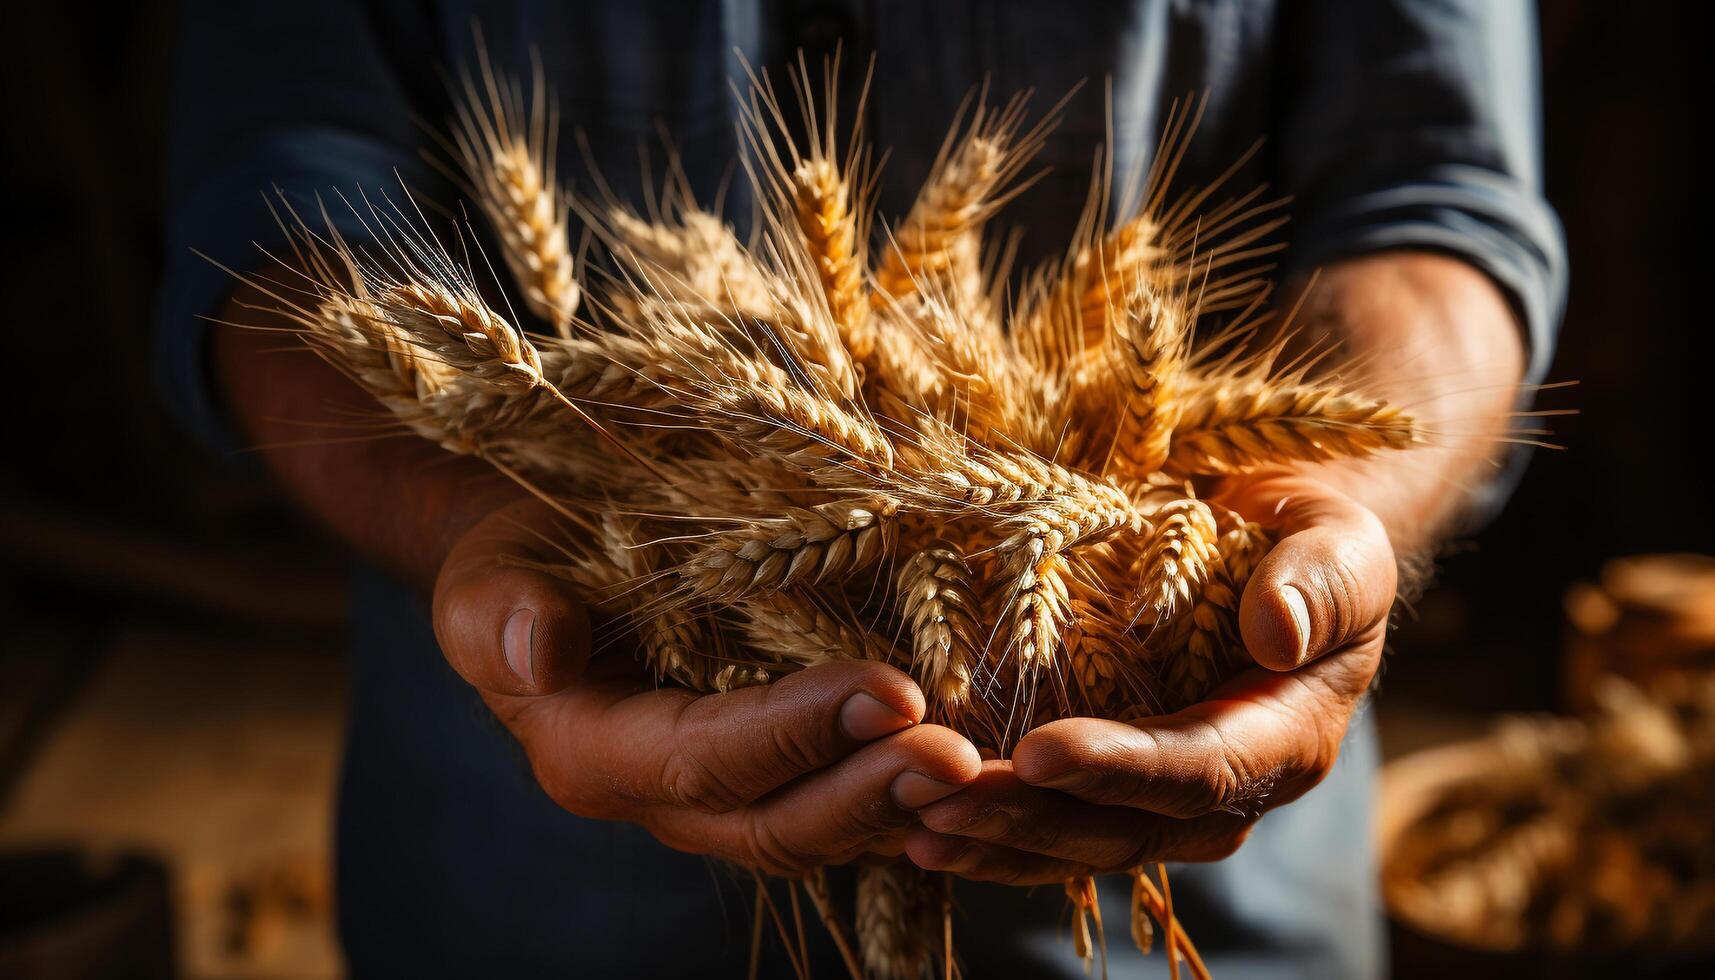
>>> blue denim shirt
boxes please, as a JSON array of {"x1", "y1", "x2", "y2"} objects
[{"x1": 158, "y1": 4, "x2": 1563, "y2": 977}]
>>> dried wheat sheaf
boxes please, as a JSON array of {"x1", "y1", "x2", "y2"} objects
[{"x1": 233, "y1": 56, "x2": 1424, "y2": 980}]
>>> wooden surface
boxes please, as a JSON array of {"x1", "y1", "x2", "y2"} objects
[{"x1": 0, "y1": 624, "x2": 346, "y2": 979}]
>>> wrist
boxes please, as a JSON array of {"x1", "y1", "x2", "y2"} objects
[
  {"x1": 213, "y1": 293, "x2": 529, "y2": 593},
  {"x1": 1283, "y1": 251, "x2": 1528, "y2": 552}
]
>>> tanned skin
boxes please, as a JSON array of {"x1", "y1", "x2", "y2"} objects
[{"x1": 214, "y1": 249, "x2": 1523, "y2": 878}]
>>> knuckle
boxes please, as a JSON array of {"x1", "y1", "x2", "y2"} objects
[
  {"x1": 1115, "y1": 825, "x2": 1169, "y2": 871},
  {"x1": 982, "y1": 857, "x2": 1035, "y2": 886},
  {"x1": 1015, "y1": 812, "x2": 1060, "y2": 854},
  {"x1": 740, "y1": 812, "x2": 818, "y2": 877},
  {"x1": 658, "y1": 707, "x2": 747, "y2": 813},
  {"x1": 661, "y1": 746, "x2": 744, "y2": 813},
  {"x1": 763, "y1": 682, "x2": 828, "y2": 775},
  {"x1": 1177, "y1": 723, "x2": 1249, "y2": 818}
]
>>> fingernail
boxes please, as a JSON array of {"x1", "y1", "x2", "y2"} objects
[
  {"x1": 840, "y1": 692, "x2": 913, "y2": 741},
  {"x1": 1280, "y1": 585, "x2": 1311, "y2": 664},
  {"x1": 892, "y1": 771, "x2": 962, "y2": 809},
  {"x1": 503, "y1": 608, "x2": 536, "y2": 685}
]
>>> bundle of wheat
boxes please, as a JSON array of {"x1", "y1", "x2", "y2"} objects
[
  {"x1": 229, "y1": 55, "x2": 1422, "y2": 980},
  {"x1": 1383, "y1": 672, "x2": 1715, "y2": 955}
]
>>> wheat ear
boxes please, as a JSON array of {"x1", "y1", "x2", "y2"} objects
[
  {"x1": 1130, "y1": 497, "x2": 1219, "y2": 628},
  {"x1": 1064, "y1": 619, "x2": 1126, "y2": 715},
  {"x1": 732, "y1": 589, "x2": 895, "y2": 666},
  {"x1": 895, "y1": 435, "x2": 1137, "y2": 516},
  {"x1": 898, "y1": 541, "x2": 983, "y2": 721},
  {"x1": 857, "y1": 862, "x2": 941, "y2": 980},
  {"x1": 449, "y1": 48, "x2": 579, "y2": 334},
  {"x1": 626, "y1": 303, "x2": 894, "y2": 474},
  {"x1": 874, "y1": 90, "x2": 1049, "y2": 308},
  {"x1": 1167, "y1": 374, "x2": 1417, "y2": 474},
  {"x1": 598, "y1": 207, "x2": 775, "y2": 321},
  {"x1": 1107, "y1": 284, "x2": 1194, "y2": 475},
  {"x1": 996, "y1": 539, "x2": 1072, "y2": 676},
  {"x1": 678, "y1": 498, "x2": 898, "y2": 603},
  {"x1": 792, "y1": 156, "x2": 875, "y2": 363}
]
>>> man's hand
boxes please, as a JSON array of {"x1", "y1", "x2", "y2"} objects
[
  {"x1": 213, "y1": 287, "x2": 982, "y2": 878},
  {"x1": 904, "y1": 474, "x2": 1394, "y2": 883},
  {"x1": 435, "y1": 499, "x2": 984, "y2": 876},
  {"x1": 901, "y1": 251, "x2": 1526, "y2": 882}
]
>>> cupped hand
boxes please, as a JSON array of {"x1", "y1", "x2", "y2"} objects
[
  {"x1": 904, "y1": 473, "x2": 1396, "y2": 884},
  {"x1": 434, "y1": 498, "x2": 982, "y2": 876}
]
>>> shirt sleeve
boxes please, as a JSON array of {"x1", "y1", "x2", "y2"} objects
[
  {"x1": 1276, "y1": 0, "x2": 1567, "y2": 389},
  {"x1": 154, "y1": 1, "x2": 447, "y2": 455}
]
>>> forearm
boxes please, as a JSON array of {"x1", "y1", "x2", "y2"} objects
[
  {"x1": 1283, "y1": 251, "x2": 1527, "y2": 557},
  {"x1": 212, "y1": 281, "x2": 524, "y2": 591}
]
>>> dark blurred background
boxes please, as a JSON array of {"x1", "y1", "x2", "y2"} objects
[{"x1": 0, "y1": 3, "x2": 1707, "y2": 977}]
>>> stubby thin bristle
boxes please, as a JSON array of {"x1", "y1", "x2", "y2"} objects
[{"x1": 448, "y1": 50, "x2": 580, "y2": 334}]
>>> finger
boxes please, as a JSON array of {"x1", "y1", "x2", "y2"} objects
[
  {"x1": 903, "y1": 830, "x2": 1088, "y2": 886},
  {"x1": 510, "y1": 659, "x2": 932, "y2": 817},
  {"x1": 821, "y1": 831, "x2": 908, "y2": 867},
  {"x1": 1013, "y1": 658, "x2": 1363, "y2": 818},
  {"x1": 917, "y1": 763, "x2": 1253, "y2": 868},
  {"x1": 654, "y1": 724, "x2": 982, "y2": 877},
  {"x1": 1223, "y1": 475, "x2": 1397, "y2": 671},
  {"x1": 433, "y1": 499, "x2": 594, "y2": 697}
]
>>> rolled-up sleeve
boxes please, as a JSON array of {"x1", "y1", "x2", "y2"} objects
[
  {"x1": 155, "y1": 1, "x2": 445, "y2": 454},
  {"x1": 1277, "y1": 0, "x2": 1567, "y2": 388}
]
